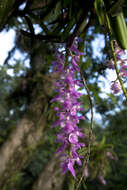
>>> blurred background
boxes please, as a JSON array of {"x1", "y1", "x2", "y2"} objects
[{"x1": 0, "y1": 0, "x2": 127, "y2": 189}]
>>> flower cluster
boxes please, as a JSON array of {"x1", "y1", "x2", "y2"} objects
[
  {"x1": 51, "y1": 39, "x2": 85, "y2": 178},
  {"x1": 106, "y1": 43, "x2": 127, "y2": 94}
]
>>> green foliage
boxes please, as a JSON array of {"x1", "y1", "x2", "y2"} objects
[
  {"x1": 88, "y1": 137, "x2": 113, "y2": 179},
  {"x1": 107, "y1": 0, "x2": 125, "y2": 16},
  {"x1": 0, "y1": 0, "x2": 15, "y2": 29},
  {"x1": 2, "y1": 172, "x2": 23, "y2": 190},
  {"x1": 94, "y1": 0, "x2": 105, "y2": 25},
  {"x1": 110, "y1": 12, "x2": 127, "y2": 49}
]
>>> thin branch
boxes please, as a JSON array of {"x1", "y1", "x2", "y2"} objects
[
  {"x1": 4, "y1": 46, "x2": 16, "y2": 65},
  {"x1": 24, "y1": 15, "x2": 35, "y2": 46},
  {"x1": 24, "y1": 0, "x2": 33, "y2": 11},
  {"x1": 20, "y1": 30, "x2": 63, "y2": 43},
  {"x1": 76, "y1": 72, "x2": 94, "y2": 190},
  {"x1": 24, "y1": 15, "x2": 34, "y2": 35},
  {"x1": 81, "y1": 73, "x2": 94, "y2": 147}
]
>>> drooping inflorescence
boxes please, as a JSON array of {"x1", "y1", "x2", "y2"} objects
[
  {"x1": 51, "y1": 38, "x2": 85, "y2": 178},
  {"x1": 106, "y1": 43, "x2": 127, "y2": 94}
]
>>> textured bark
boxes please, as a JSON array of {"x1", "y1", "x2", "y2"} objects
[
  {"x1": 0, "y1": 102, "x2": 46, "y2": 189},
  {"x1": 0, "y1": 59, "x2": 58, "y2": 189},
  {"x1": 32, "y1": 154, "x2": 65, "y2": 190}
]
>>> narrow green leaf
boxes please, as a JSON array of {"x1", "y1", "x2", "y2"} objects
[
  {"x1": 82, "y1": 181, "x2": 87, "y2": 190},
  {"x1": 108, "y1": 0, "x2": 125, "y2": 17},
  {"x1": 111, "y1": 12, "x2": 127, "y2": 49},
  {"x1": 94, "y1": 0, "x2": 104, "y2": 25}
]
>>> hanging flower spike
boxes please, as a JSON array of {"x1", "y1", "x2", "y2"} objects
[
  {"x1": 51, "y1": 38, "x2": 85, "y2": 178},
  {"x1": 106, "y1": 42, "x2": 127, "y2": 95}
]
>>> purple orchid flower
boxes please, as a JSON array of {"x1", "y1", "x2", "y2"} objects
[
  {"x1": 111, "y1": 81, "x2": 121, "y2": 94},
  {"x1": 51, "y1": 38, "x2": 85, "y2": 178}
]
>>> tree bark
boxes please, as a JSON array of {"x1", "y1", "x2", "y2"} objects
[
  {"x1": 0, "y1": 101, "x2": 47, "y2": 189},
  {"x1": 0, "y1": 33, "x2": 55, "y2": 189},
  {"x1": 32, "y1": 154, "x2": 65, "y2": 190}
]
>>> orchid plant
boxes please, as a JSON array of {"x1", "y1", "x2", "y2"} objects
[
  {"x1": 50, "y1": 33, "x2": 127, "y2": 181},
  {"x1": 51, "y1": 38, "x2": 85, "y2": 178}
]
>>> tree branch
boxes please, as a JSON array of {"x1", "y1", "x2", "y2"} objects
[
  {"x1": 20, "y1": 30, "x2": 63, "y2": 43},
  {"x1": 4, "y1": 45, "x2": 16, "y2": 65}
]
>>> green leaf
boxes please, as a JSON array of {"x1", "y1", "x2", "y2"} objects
[
  {"x1": 68, "y1": 177, "x2": 75, "y2": 190},
  {"x1": 108, "y1": 0, "x2": 125, "y2": 17},
  {"x1": 78, "y1": 147, "x2": 87, "y2": 156},
  {"x1": 94, "y1": 0, "x2": 105, "y2": 25},
  {"x1": 110, "y1": 12, "x2": 127, "y2": 49},
  {"x1": 44, "y1": 1, "x2": 61, "y2": 23},
  {"x1": 82, "y1": 181, "x2": 87, "y2": 190}
]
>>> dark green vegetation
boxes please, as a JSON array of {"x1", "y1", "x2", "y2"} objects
[{"x1": 0, "y1": 0, "x2": 127, "y2": 189}]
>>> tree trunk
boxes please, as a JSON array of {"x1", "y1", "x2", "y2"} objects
[
  {"x1": 0, "y1": 100, "x2": 47, "y2": 189},
  {"x1": 32, "y1": 154, "x2": 65, "y2": 190},
  {"x1": 0, "y1": 35, "x2": 55, "y2": 189}
]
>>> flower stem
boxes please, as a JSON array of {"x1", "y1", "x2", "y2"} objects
[{"x1": 76, "y1": 72, "x2": 94, "y2": 190}]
